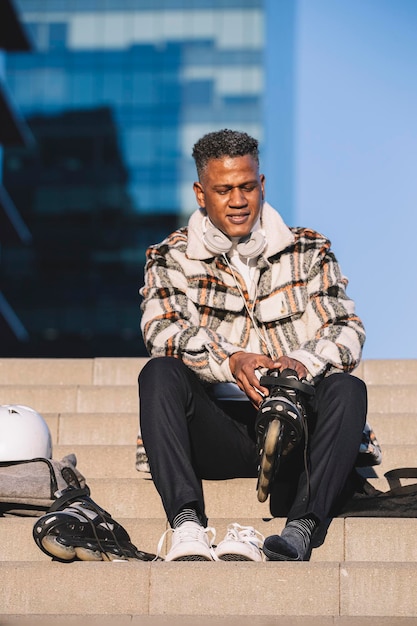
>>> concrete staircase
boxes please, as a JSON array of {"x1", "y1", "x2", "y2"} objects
[{"x1": 0, "y1": 357, "x2": 417, "y2": 625}]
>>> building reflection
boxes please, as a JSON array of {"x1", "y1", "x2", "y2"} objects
[
  {"x1": 1, "y1": 0, "x2": 264, "y2": 356},
  {"x1": 3, "y1": 106, "x2": 178, "y2": 356}
]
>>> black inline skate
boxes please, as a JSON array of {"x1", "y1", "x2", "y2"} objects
[
  {"x1": 33, "y1": 486, "x2": 155, "y2": 562},
  {"x1": 255, "y1": 368, "x2": 315, "y2": 503}
]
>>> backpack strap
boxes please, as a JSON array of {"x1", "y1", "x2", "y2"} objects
[{"x1": 384, "y1": 468, "x2": 417, "y2": 492}]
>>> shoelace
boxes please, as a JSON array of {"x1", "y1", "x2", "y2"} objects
[
  {"x1": 223, "y1": 523, "x2": 265, "y2": 549},
  {"x1": 156, "y1": 523, "x2": 216, "y2": 560}
]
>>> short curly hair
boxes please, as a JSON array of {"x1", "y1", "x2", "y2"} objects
[{"x1": 192, "y1": 129, "x2": 259, "y2": 180}]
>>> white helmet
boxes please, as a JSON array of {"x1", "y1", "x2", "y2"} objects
[{"x1": 0, "y1": 405, "x2": 52, "y2": 461}]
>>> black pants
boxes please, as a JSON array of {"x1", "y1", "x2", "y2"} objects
[{"x1": 138, "y1": 357, "x2": 367, "y2": 526}]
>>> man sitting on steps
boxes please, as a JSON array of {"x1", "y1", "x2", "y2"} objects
[{"x1": 138, "y1": 128, "x2": 367, "y2": 561}]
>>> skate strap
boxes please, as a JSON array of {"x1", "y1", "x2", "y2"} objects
[
  {"x1": 49, "y1": 486, "x2": 91, "y2": 512},
  {"x1": 259, "y1": 375, "x2": 315, "y2": 396}
]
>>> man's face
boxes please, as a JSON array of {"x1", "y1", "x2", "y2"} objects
[{"x1": 193, "y1": 155, "x2": 265, "y2": 239}]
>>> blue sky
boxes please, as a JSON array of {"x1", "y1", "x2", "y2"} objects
[{"x1": 266, "y1": 0, "x2": 417, "y2": 360}]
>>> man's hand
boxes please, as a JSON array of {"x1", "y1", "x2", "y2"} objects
[
  {"x1": 272, "y1": 356, "x2": 308, "y2": 381},
  {"x1": 229, "y1": 352, "x2": 276, "y2": 407},
  {"x1": 229, "y1": 352, "x2": 309, "y2": 407}
]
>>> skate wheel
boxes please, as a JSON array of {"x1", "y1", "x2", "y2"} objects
[
  {"x1": 74, "y1": 546, "x2": 103, "y2": 561},
  {"x1": 41, "y1": 536, "x2": 76, "y2": 561},
  {"x1": 260, "y1": 450, "x2": 274, "y2": 477},
  {"x1": 264, "y1": 419, "x2": 281, "y2": 457},
  {"x1": 257, "y1": 471, "x2": 269, "y2": 503},
  {"x1": 260, "y1": 419, "x2": 281, "y2": 476},
  {"x1": 257, "y1": 420, "x2": 282, "y2": 503}
]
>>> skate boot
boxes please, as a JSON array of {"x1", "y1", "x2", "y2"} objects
[
  {"x1": 33, "y1": 486, "x2": 155, "y2": 562},
  {"x1": 255, "y1": 369, "x2": 314, "y2": 503}
]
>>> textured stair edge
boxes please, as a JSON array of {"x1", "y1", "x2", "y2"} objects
[
  {"x1": 360, "y1": 359, "x2": 417, "y2": 386},
  {"x1": 50, "y1": 442, "x2": 417, "y2": 480},
  {"x1": 2, "y1": 562, "x2": 417, "y2": 617},
  {"x1": 1, "y1": 383, "x2": 417, "y2": 414},
  {"x1": 1, "y1": 357, "x2": 417, "y2": 386},
  {"x1": 0, "y1": 516, "x2": 339, "y2": 563},
  {"x1": 41, "y1": 412, "x2": 417, "y2": 447},
  {"x1": 74, "y1": 475, "x2": 417, "y2": 518},
  {"x1": 0, "y1": 358, "x2": 148, "y2": 387},
  {"x1": 3, "y1": 616, "x2": 417, "y2": 626},
  {"x1": 340, "y1": 562, "x2": 417, "y2": 617},
  {"x1": 0, "y1": 562, "x2": 340, "y2": 616},
  {"x1": 0, "y1": 516, "x2": 167, "y2": 563},
  {"x1": 3, "y1": 516, "x2": 417, "y2": 564}
]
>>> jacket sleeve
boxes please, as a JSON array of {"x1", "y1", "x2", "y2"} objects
[
  {"x1": 139, "y1": 243, "x2": 241, "y2": 383},
  {"x1": 288, "y1": 235, "x2": 366, "y2": 380}
]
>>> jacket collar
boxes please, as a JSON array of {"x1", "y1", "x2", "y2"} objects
[{"x1": 186, "y1": 201, "x2": 295, "y2": 261}]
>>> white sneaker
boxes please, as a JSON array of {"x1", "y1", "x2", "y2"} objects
[
  {"x1": 158, "y1": 521, "x2": 216, "y2": 561},
  {"x1": 214, "y1": 523, "x2": 264, "y2": 561}
]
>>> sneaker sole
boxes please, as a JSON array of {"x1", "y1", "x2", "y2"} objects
[
  {"x1": 215, "y1": 540, "x2": 263, "y2": 562},
  {"x1": 167, "y1": 555, "x2": 213, "y2": 561},
  {"x1": 216, "y1": 553, "x2": 259, "y2": 561}
]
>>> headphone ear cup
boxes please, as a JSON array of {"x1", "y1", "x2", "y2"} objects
[
  {"x1": 236, "y1": 231, "x2": 265, "y2": 258},
  {"x1": 202, "y1": 220, "x2": 265, "y2": 258},
  {"x1": 203, "y1": 223, "x2": 232, "y2": 254}
]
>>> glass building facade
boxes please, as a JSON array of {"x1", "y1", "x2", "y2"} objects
[{"x1": 1, "y1": 0, "x2": 265, "y2": 356}]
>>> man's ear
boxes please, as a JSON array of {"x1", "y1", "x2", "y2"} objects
[
  {"x1": 260, "y1": 174, "x2": 265, "y2": 201},
  {"x1": 193, "y1": 181, "x2": 205, "y2": 208}
]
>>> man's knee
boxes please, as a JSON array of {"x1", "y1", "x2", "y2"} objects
[
  {"x1": 316, "y1": 373, "x2": 367, "y2": 423},
  {"x1": 322, "y1": 372, "x2": 366, "y2": 393},
  {"x1": 138, "y1": 356, "x2": 185, "y2": 386}
]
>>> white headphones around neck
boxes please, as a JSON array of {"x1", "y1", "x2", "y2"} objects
[{"x1": 202, "y1": 218, "x2": 266, "y2": 259}]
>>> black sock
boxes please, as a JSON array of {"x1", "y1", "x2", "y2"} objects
[
  {"x1": 263, "y1": 516, "x2": 318, "y2": 561},
  {"x1": 172, "y1": 506, "x2": 203, "y2": 529}
]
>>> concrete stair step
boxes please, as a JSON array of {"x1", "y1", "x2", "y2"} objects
[
  {"x1": 45, "y1": 412, "x2": 139, "y2": 446},
  {"x1": 2, "y1": 515, "x2": 417, "y2": 564},
  {"x1": 1, "y1": 357, "x2": 417, "y2": 386},
  {"x1": 356, "y1": 359, "x2": 417, "y2": 385},
  {"x1": 53, "y1": 443, "x2": 417, "y2": 481},
  {"x1": 55, "y1": 444, "x2": 138, "y2": 478},
  {"x1": 77, "y1": 474, "x2": 416, "y2": 519},
  {"x1": 0, "y1": 357, "x2": 148, "y2": 386},
  {"x1": 0, "y1": 560, "x2": 341, "y2": 616},
  {"x1": 366, "y1": 413, "x2": 417, "y2": 445},
  {"x1": 356, "y1": 444, "x2": 417, "y2": 476},
  {"x1": 84, "y1": 477, "x2": 266, "y2": 519},
  {"x1": 0, "y1": 517, "x2": 166, "y2": 562},
  {"x1": 366, "y1": 385, "x2": 417, "y2": 413},
  {"x1": 2, "y1": 357, "x2": 417, "y2": 622},
  {"x1": 1, "y1": 382, "x2": 417, "y2": 414},
  {"x1": 0, "y1": 384, "x2": 139, "y2": 413},
  {"x1": 40, "y1": 411, "x2": 417, "y2": 447},
  {"x1": 0, "y1": 618, "x2": 416, "y2": 626},
  {"x1": 2, "y1": 560, "x2": 417, "y2": 617}
]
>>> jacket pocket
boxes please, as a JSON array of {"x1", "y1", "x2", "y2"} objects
[{"x1": 256, "y1": 286, "x2": 307, "y2": 322}]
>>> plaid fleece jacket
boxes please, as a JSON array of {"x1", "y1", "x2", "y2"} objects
[{"x1": 140, "y1": 202, "x2": 365, "y2": 384}]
